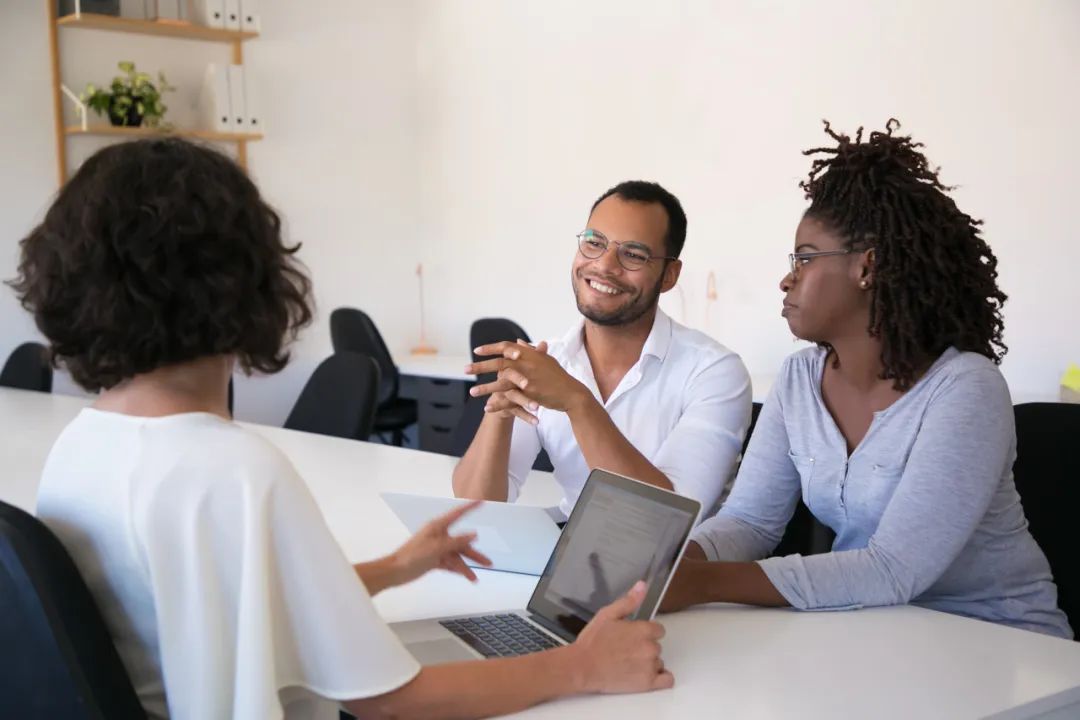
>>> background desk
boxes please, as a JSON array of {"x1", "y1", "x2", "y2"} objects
[
  {"x1": 397, "y1": 353, "x2": 474, "y2": 454},
  {"x1": 395, "y1": 352, "x2": 778, "y2": 455},
  {"x1": 2, "y1": 386, "x2": 1079, "y2": 719}
]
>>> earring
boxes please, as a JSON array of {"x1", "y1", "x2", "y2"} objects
[{"x1": 860, "y1": 280, "x2": 870, "y2": 289}]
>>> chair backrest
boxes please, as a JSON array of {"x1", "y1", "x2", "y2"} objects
[
  {"x1": 330, "y1": 308, "x2": 398, "y2": 406},
  {"x1": 470, "y1": 318, "x2": 531, "y2": 385},
  {"x1": 284, "y1": 352, "x2": 381, "y2": 441},
  {"x1": 1013, "y1": 402, "x2": 1080, "y2": 632},
  {"x1": 0, "y1": 501, "x2": 146, "y2": 719},
  {"x1": 0, "y1": 342, "x2": 53, "y2": 393}
]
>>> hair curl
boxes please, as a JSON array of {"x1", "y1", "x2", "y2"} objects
[
  {"x1": 8, "y1": 138, "x2": 312, "y2": 391},
  {"x1": 801, "y1": 119, "x2": 1007, "y2": 390}
]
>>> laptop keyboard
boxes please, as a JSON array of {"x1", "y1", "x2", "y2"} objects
[{"x1": 440, "y1": 614, "x2": 562, "y2": 658}]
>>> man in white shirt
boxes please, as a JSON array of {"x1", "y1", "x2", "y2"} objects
[{"x1": 453, "y1": 181, "x2": 752, "y2": 517}]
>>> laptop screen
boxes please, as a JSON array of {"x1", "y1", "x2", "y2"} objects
[{"x1": 525, "y1": 469, "x2": 701, "y2": 641}]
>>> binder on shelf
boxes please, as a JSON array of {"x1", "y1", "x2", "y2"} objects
[
  {"x1": 190, "y1": 0, "x2": 225, "y2": 29},
  {"x1": 242, "y1": 66, "x2": 260, "y2": 132},
  {"x1": 198, "y1": 64, "x2": 231, "y2": 133},
  {"x1": 150, "y1": 0, "x2": 184, "y2": 21},
  {"x1": 223, "y1": 0, "x2": 242, "y2": 32},
  {"x1": 227, "y1": 64, "x2": 246, "y2": 131},
  {"x1": 239, "y1": 0, "x2": 260, "y2": 33}
]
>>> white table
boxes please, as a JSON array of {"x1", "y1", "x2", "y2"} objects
[
  {"x1": 396, "y1": 353, "x2": 475, "y2": 382},
  {"x1": 2, "y1": 387, "x2": 1079, "y2": 719}
]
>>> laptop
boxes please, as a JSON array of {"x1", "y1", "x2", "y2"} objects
[
  {"x1": 389, "y1": 469, "x2": 701, "y2": 666},
  {"x1": 382, "y1": 492, "x2": 563, "y2": 575}
]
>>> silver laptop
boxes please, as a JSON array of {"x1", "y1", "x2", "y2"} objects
[
  {"x1": 389, "y1": 469, "x2": 701, "y2": 666},
  {"x1": 382, "y1": 492, "x2": 563, "y2": 575}
]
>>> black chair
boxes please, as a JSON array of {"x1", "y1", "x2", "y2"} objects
[
  {"x1": 737, "y1": 401, "x2": 833, "y2": 557},
  {"x1": 470, "y1": 318, "x2": 531, "y2": 385},
  {"x1": 330, "y1": 308, "x2": 417, "y2": 446},
  {"x1": 0, "y1": 342, "x2": 52, "y2": 393},
  {"x1": 1013, "y1": 402, "x2": 1080, "y2": 634},
  {"x1": 284, "y1": 352, "x2": 381, "y2": 441},
  {"x1": 451, "y1": 318, "x2": 553, "y2": 472},
  {"x1": 0, "y1": 500, "x2": 146, "y2": 719}
]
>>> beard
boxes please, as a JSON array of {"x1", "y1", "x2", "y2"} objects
[{"x1": 573, "y1": 270, "x2": 665, "y2": 327}]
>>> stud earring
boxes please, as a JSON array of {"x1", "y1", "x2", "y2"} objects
[{"x1": 860, "y1": 280, "x2": 870, "y2": 289}]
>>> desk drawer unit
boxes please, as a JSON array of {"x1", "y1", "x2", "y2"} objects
[{"x1": 415, "y1": 378, "x2": 468, "y2": 455}]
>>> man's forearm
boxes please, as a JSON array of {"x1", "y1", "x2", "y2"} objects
[
  {"x1": 565, "y1": 392, "x2": 673, "y2": 491},
  {"x1": 451, "y1": 412, "x2": 515, "y2": 501}
]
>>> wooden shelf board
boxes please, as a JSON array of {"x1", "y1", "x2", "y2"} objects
[
  {"x1": 65, "y1": 125, "x2": 263, "y2": 142},
  {"x1": 57, "y1": 13, "x2": 257, "y2": 42}
]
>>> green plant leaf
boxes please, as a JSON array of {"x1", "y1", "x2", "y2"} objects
[{"x1": 118, "y1": 60, "x2": 135, "y2": 73}]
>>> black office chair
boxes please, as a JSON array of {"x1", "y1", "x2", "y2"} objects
[
  {"x1": 1013, "y1": 402, "x2": 1080, "y2": 634},
  {"x1": 736, "y1": 401, "x2": 833, "y2": 557},
  {"x1": 284, "y1": 352, "x2": 381, "y2": 442},
  {"x1": 0, "y1": 500, "x2": 146, "y2": 719},
  {"x1": 470, "y1": 318, "x2": 531, "y2": 384},
  {"x1": 329, "y1": 308, "x2": 417, "y2": 446},
  {"x1": 0, "y1": 342, "x2": 52, "y2": 393}
]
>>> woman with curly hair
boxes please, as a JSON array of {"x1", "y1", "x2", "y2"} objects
[
  {"x1": 13, "y1": 138, "x2": 673, "y2": 720},
  {"x1": 660, "y1": 120, "x2": 1071, "y2": 639}
]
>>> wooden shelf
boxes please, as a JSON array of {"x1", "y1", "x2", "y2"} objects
[
  {"x1": 57, "y1": 13, "x2": 257, "y2": 43},
  {"x1": 66, "y1": 125, "x2": 263, "y2": 143}
]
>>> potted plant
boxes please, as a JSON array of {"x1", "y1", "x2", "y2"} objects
[{"x1": 81, "y1": 61, "x2": 175, "y2": 128}]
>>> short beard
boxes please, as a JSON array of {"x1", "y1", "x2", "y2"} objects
[{"x1": 574, "y1": 272, "x2": 664, "y2": 327}]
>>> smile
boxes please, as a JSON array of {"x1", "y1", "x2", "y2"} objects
[{"x1": 587, "y1": 279, "x2": 623, "y2": 296}]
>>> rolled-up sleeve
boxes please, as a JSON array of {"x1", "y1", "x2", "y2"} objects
[{"x1": 652, "y1": 353, "x2": 753, "y2": 516}]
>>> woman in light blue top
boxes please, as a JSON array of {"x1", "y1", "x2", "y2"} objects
[{"x1": 661, "y1": 120, "x2": 1071, "y2": 639}]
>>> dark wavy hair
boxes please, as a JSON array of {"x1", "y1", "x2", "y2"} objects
[
  {"x1": 591, "y1": 180, "x2": 688, "y2": 258},
  {"x1": 8, "y1": 138, "x2": 313, "y2": 391},
  {"x1": 801, "y1": 119, "x2": 1007, "y2": 390}
]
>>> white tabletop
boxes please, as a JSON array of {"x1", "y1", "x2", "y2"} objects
[
  {"x1": 396, "y1": 353, "x2": 475, "y2": 382},
  {"x1": 2, "y1": 387, "x2": 1079, "y2": 719}
]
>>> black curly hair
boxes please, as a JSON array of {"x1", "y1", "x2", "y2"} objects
[
  {"x1": 800, "y1": 119, "x2": 1008, "y2": 390},
  {"x1": 8, "y1": 138, "x2": 313, "y2": 391}
]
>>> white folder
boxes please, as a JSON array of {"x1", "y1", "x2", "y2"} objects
[
  {"x1": 242, "y1": 66, "x2": 261, "y2": 133},
  {"x1": 227, "y1": 65, "x2": 246, "y2": 131},
  {"x1": 198, "y1": 64, "x2": 231, "y2": 133},
  {"x1": 223, "y1": 0, "x2": 241, "y2": 31},
  {"x1": 191, "y1": 0, "x2": 225, "y2": 29},
  {"x1": 239, "y1": 0, "x2": 260, "y2": 33}
]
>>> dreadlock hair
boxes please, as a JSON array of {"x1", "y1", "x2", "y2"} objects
[{"x1": 800, "y1": 118, "x2": 1008, "y2": 391}]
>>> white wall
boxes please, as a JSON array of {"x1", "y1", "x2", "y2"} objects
[
  {"x1": 0, "y1": 0, "x2": 422, "y2": 424},
  {"x1": 2, "y1": 1, "x2": 1078, "y2": 423},
  {"x1": 412, "y1": 0, "x2": 1080, "y2": 402}
]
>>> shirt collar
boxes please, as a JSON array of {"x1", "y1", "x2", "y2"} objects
[{"x1": 563, "y1": 307, "x2": 674, "y2": 366}]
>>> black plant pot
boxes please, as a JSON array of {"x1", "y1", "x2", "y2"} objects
[{"x1": 108, "y1": 101, "x2": 143, "y2": 128}]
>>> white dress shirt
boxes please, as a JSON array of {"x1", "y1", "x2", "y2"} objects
[{"x1": 507, "y1": 308, "x2": 753, "y2": 518}]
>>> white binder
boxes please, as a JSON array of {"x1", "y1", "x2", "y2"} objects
[
  {"x1": 223, "y1": 0, "x2": 241, "y2": 31},
  {"x1": 239, "y1": 0, "x2": 260, "y2": 33},
  {"x1": 227, "y1": 65, "x2": 246, "y2": 131},
  {"x1": 190, "y1": 0, "x2": 225, "y2": 29},
  {"x1": 242, "y1": 66, "x2": 261, "y2": 133},
  {"x1": 198, "y1": 64, "x2": 231, "y2": 133}
]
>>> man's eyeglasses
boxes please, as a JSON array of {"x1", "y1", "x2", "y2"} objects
[
  {"x1": 788, "y1": 248, "x2": 856, "y2": 277},
  {"x1": 577, "y1": 230, "x2": 677, "y2": 272}
]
